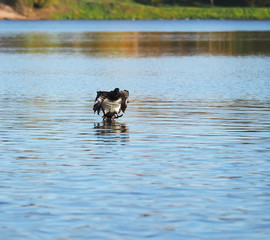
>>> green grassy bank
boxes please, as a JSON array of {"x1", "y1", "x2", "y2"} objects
[
  {"x1": 52, "y1": 1, "x2": 270, "y2": 20},
  {"x1": 2, "y1": 0, "x2": 270, "y2": 20}
]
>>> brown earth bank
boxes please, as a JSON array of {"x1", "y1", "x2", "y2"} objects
[
  {"x1": 0, "y1": 3, "x2": 57, "y2": 20},
  {"x1": 0, "y1": 3, "x2": 26, "y2": 19}
]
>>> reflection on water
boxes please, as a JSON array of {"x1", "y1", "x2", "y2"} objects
[
  {"x1": 1, "y1": 31, "x2": 270, "y2": 56},
  {"x1": 1, "y1": 20, "x2": 270, "y2": 240},
  {"x1": 94, "y1": 122, "x2": 129, "y2": 144}
]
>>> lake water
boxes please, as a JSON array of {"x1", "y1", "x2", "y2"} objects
[{"x1": 0, "y1": 20, "x2": 270, "y2": 239}]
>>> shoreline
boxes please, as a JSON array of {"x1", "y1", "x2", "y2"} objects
[{"x1": 1, "y1": 3, "x2": 270, "y2": 21}]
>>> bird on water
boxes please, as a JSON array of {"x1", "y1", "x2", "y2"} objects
[{"x1": 93, "y1": 88, "x2": 129, "y2": 121}]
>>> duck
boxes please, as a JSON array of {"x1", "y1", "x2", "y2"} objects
[{"x1": 93, "y1": 88, "x2": 129, "y2": 121}]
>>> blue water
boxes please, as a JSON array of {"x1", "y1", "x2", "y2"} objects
[
  {"x1": 1, "y1": 19, "x2": 270, "y2": 33},
  {"x1": 0, "y1": 20, "x2": 270, "y2": 239}
]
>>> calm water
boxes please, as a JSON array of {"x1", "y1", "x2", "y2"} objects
[{"x1": 0, "y1": 20, "x2": 270, "y2": 239}]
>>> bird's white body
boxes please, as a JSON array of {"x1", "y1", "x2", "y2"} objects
[{"x1": 101, "y1": 98, "x2": 122, "y2": 115}]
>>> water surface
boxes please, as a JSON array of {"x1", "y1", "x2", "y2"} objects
[
  {"x1": 1, "y1": 20, "x2": 270, "y2": 33},
  {"x1": 0, "y1": 20, "x2": 270, "y2": 239}
]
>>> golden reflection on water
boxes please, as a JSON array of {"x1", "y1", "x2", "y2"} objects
[{"x1": 1, "y1": 32, "x2": 270, "y2": 56}]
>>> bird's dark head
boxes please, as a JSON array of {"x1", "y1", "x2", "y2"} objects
[{"x1": 113, "y1": 88, "x2": 120, "y2": 94}]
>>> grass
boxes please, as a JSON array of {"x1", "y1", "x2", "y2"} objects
[
  {"x1": 53, "y1": 1, "x2": 270, "y2": 20},
  {"x1": 7, "y1": 0, "x2": 270, "y2": 20}
]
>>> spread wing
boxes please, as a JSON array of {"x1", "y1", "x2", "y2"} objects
[
  {"x1": 93, "y1": 91, "x2": 108, "y2": 115},
  {"x1": 120, "y1": 90, "x2": 129, "y2": 113}
]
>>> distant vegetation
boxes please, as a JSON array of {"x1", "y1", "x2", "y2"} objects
[
  {"x1": 1, "y1": 0, "x2": 270, "y2": 19},
  {"x1": 134, "y1": 0, "x2": 269, "y2": 7}
]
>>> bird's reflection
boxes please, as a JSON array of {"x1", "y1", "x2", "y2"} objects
[{"x1": 94, "y1": 121, "x2": 129, "y2": 143}]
